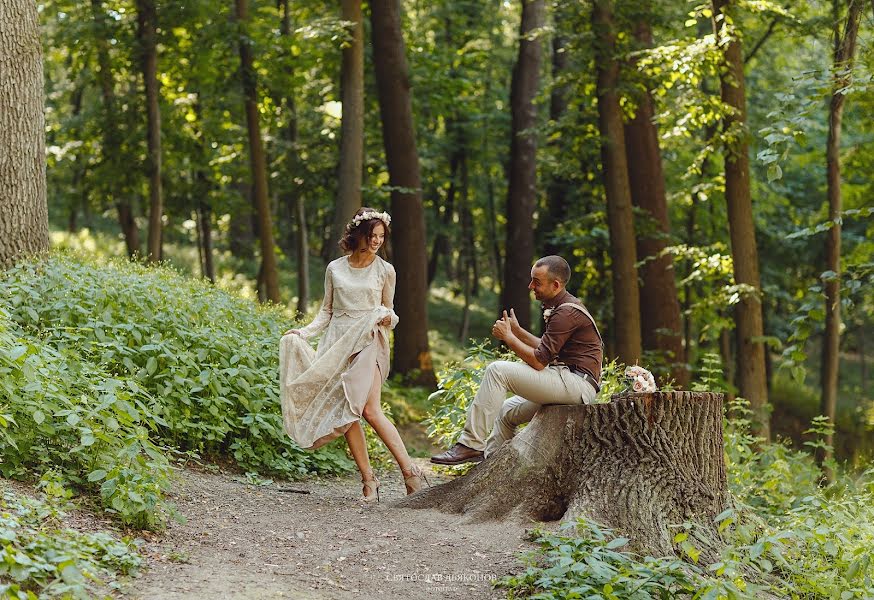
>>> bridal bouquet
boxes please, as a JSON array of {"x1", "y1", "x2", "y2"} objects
[{"x1": 624, "y1": 365, "x2": 657, "y2": 393}]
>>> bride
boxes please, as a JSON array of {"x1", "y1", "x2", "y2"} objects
[{"x1": 280, "y1": 207, "x2": 427, "y2": 502}]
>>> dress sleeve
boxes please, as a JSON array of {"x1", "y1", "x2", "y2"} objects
[
  {"x1": 381, "y1": 263, "x2": 400, "y2": 330},
  {"x1": 297, "y1": 266, "x2": 333, "y2": 339}
]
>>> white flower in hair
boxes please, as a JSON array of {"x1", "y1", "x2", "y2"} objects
[{"x1": 351, "y1": 210, "x2": 391, "y2": 228}]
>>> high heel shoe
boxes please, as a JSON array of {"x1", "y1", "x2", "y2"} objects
[
  {"x1": 361, "y1": 472, "x2": 380, "y2": 503},
  {"x1": 402, "y1": 464, "x2": 430, "y2": 495}
]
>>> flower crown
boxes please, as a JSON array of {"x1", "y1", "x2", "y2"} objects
[{"x1": 351, "y1": 210, "x2": 391, "y2": 228}]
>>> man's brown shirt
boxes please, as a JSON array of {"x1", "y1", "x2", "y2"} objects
[{"x1": 533, "y1": 289, "x2": 603, "y2": 381}]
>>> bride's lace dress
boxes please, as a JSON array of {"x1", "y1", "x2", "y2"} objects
[{"x1": 279, "y1": 255, "x2": 399, "y2": 449}]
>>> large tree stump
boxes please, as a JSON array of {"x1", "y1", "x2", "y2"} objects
[{"x1": 402, "y1": 391, "x2": 727, "y2": 556}]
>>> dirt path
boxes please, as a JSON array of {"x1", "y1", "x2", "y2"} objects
[{"x1": 121, "y1": 462, "x2": 534, "y2": 600}]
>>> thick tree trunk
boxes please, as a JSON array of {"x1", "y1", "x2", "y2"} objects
[
  {"x1": 91, "y1": 0, "x2": 139, "y2": 257},
  {"x1": 370, "y1": 0, "x2": 435, "y2": 386},
  {"x1": 403, "y1": 392, "x2": 727, "y2": 557},
  {"x1": 624, "y1": 20, "x2": 687, "y2": 387},
  {"x1": 0, "y1": 0, "x2": 49, "y2": 268},
  {"x1": 500, "y1": 0, "x2": 545, "y2": 332},
  {"x1": 136, "y1": 0, "x2": 163, "y2": 263},
  {"x1": 820, "y1": 0, "x2": 862, "y2": 475},
  {"x1": 235, "y1": 0, "x2": 281, "y2": 304},
  {"x1": 712, "y1": 0, "x2": 769, "y2": 440},
  {"x1": 593, "y1": 0, "x2": 642, "y2": 365},
  {"x1": 330, "y1": 0, "x2": 365, "y2": 256}
]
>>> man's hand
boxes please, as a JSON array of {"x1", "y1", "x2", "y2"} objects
[
  {"x1": 503, "y1": 308, "x2": 521, "y2": 335},
  {"x1": 492, "y1": 317, "x2": 513, "y2": 341},
  {"x1": 283, "y1": 329, "x2": 302, "y2": 337}
]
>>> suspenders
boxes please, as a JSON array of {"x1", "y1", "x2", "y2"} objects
[{"x1": 556, "y1": 302, "x2": 604, "y2": 383}]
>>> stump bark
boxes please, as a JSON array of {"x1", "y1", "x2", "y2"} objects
[{"x1": 402, "y1": 391, "x2": 727, "y2": 556}]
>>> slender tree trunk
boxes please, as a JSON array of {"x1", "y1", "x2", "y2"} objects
[
  {"x1": 68, "y1": 82, "x2": 86, "y2": 234},
  {"x1": 136, "y1": 0, "x2": 163, "y2": 262},
  {"x1": 541, "y1": 27, "x2": 572, "y2": 257},
  {"x1": 330, "y1": 0, "x2": 365, "y2": 255},
  {"x1": 279, "y1": 0, "x2": 308, "y2": 314},
  {"x1": 819, "y1": 0, "x2": 862, "y2": 475},
  {"x1": 91, "y1": 0, "x2": 139, "y2": 257},
  {"x1": 370, "y1": 0, "x2": 434, "y2": 385},
  {"x1": 486, "y1": 174, "x2": 503, "y2": 291},
  {"x1": 501, "y1": 0, "x2": 545, "y2": 332},
  {"x1": 712, "y1": 0, "x2": 769, "y2": 440},
  {"x1": 428, "y1": 141, "x2": 459, "y2": 285},
  {"x1": 593, "y1": 0, "x2": 642, "y2": 365},
  {"x1": 235, "y1": 0, "x2": 281, "y2": 304},
  {"x1": 192, "y1": 94, "x2": 215, "y2": 283},
  {"x1": 0, "y1": 0, "x2": 49, "y2": 268},
  {"x1": 458, "y1": 148, "x2": 472, "y2": 342},
  {"x1": 624, "y1": 20, "x2": 687, "y2": 386}
]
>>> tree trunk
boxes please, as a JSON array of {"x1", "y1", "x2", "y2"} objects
[
  {"x1": 0, "y1": 0, "x2": 49, "y2": 268},
  {"x1": 500, "y1": 0, "x2": 545, "y2": 332},
  {"x1": 403, "y1": 392, "x2": 727, "y2": 557},
  {"x1": 192, "y1": 94, "x2": 215, "y2": 283},
  {"x1": 278, "y1": 0, "x2": 308, "y2": 315},
  {"x1": 235, "y1": 0, "x2": 281, "y2": 304},
  {"x1": 593, "y1": 0, "x2": 642, "y2": 365},
  {"x1": 369, "y1": 0, "x2": 435, "y2": 386},
  {"x1": 458, "y1": 149, "x2": 472, "y2": 342},
  {"x1": 197, "y1": 200, "x2": 215, "y2": 282},
  {"x1": 624, "y1": 20, "x2": 687, "y2": 387},
  {"x1": 540, "y1": 12, "x2": 572, "y2": 257},
  {"x1": 712, "y1": 0, "x2": 769, "y2": 440},
  {"x1": 91, "y1": 0, "x2": 139, "y2": 257},
  {"x1": 428, "y1": 141, "x2": 459, "y2": 285},
  {"x1": 819, "y1": 0, "x2": 862, "y2": 475},
  {"x1": 136, "y1": 0, "x2": 163, "y2": 263},
  {"x1": 330, "y1": 0, "x2": 365, "y2": 256}
]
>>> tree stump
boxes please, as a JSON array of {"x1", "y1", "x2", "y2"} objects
[{"x1": 401, "y1": 391, "x2": 727, "y2": 556}]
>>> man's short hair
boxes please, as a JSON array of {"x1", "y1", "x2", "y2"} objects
[{"x1": 534, "y1": 255, "x2": 571, "y2": 285}]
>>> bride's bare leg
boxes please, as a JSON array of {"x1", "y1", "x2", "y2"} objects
[
  {"x1": 361, "y1": 369, "x2": 413, "y2": 472},
  {"x1": 344, "y1": 421, "x2": 371, "y2": 475},
  {"x1": 345, "y1": 421, "x2": 378, "y2": 501}
]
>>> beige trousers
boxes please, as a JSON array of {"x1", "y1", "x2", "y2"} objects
[{"x1": 457, "y1": 360, "x2": 598, "y2": 457}]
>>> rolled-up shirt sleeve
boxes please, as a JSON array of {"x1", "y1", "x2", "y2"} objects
[{"x1": 533, "y1": 308, "x2": 584, "y2": 366}]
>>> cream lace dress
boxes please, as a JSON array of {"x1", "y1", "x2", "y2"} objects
[{"x1": 279, "y1": 256, "x2": 399, "y2": 449}]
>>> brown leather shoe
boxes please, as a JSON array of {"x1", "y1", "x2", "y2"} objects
[{"x1": 430, "y1": 443, "x2": 484, "y2": 466}]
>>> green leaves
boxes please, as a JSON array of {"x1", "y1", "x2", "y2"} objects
[
  {"x1": 0, "y1": 489, "x2": 140, "y2": 598},
  {"x1": 0, "y1": 254, "x2": 350, "y2": 531}
]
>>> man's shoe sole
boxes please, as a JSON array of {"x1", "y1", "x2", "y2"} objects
[{"x1": 430, "y1": 454, "x2": 484, "y2": 466}]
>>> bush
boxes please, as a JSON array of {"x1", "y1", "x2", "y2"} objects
[
  {"x1": 0, "y1": 254, "x2": 353, "y2": 525},
  {"x1": 0, "y1": 306, "x2": 170, "y2": 528},
  {"x1": 0, "y1": 487, "x2": 140, "y2": 599}
]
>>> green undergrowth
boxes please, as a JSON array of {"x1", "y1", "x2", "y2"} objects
[
  {"x1": 0, "y1": 253, "x2": 353, "y2": 527},
  {"x1": 497, "y1": 402, "x2": 874, "y2": 599},
  {"x1": 426, "y1": 346, "x2": 874, "y2": 597},
  {"x1": 0, "y1": 486, "x2": 140, "y2": 599}
]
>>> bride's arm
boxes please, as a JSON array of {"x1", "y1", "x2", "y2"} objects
[
  {"x1": 380, "y1": 264, "x2": 400, "y2": 329},
  {"x1": 293, "y1": 267, "x2": 334, "y2": 339}
]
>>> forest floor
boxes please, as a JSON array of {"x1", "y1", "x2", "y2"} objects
[{"x1": 119, "y1": 461, "x2": 532, "y2": 600}]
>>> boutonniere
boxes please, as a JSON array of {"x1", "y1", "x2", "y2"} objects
[{"x1": 542, "y1": 308, "x2": 553, "y2": 320}]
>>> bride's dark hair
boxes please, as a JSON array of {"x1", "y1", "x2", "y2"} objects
[{"x1": 338, "y1": 207, "x2": 391, "y2": 254}]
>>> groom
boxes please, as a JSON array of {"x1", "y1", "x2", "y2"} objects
[{"x1": 431, "y1": 255, "x2": 603, "y2": 465}]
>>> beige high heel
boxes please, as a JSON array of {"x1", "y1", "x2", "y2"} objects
[
  {"x1": 361, "y1": 472, "x2": 380, "y2": 503},
  {"x1": 402, "y1": 464, "x2": 430, "y2": 495}
]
